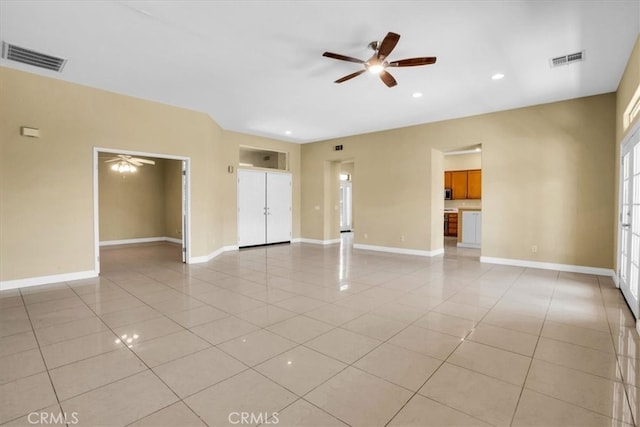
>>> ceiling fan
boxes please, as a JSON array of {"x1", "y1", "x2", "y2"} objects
[
  {"x1": 322, "y1": 32, "x2": 436, "y2": 88},
  {"x1": 104, "y1": 154, "x2": 155, "y2": 173}
]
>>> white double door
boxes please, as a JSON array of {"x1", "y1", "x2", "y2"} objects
[
  {"x1": 238, "y1": 169, "x2": 292, "y2": 247},
  {"x1": 619, "y1": 126, "x2": 640, "y2": 319}
]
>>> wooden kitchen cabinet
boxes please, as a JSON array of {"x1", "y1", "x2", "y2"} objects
[
  {"x1": 467, "y1": 169, "x2": 482, "y2": 199},
  {"x1": 451, "y1": 171, "x2": 468, "y2": 200},
  {"x1": 444, "y1": 171, "x2": 452, "y2": 189},
  {"x1": 444, "y1": 213, "x2": 458, "y2": 237},
  {"x1": 444, "y1": 169, "x2": 482, "y2": 199}
]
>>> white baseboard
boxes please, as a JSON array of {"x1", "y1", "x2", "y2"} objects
[
  {"x1": 291, "y1": 238, "x2": 302, "y2": 243},
  {"x1": 613, "y1": 272, "x2": 620, "y2": 288},
  {"x1": 100, "y1": 237, "x2": 182, "y2": 247},
  {"x1": 188, "y1": 245, "x2": 238, "y2": 264},
  {"x1": 0, "y1": 270, "x2": 98, "y2": 291},
  {"x1": 457, "y1": 243, "x2": 480, "y2": 249},
  {"x1": 298, "y1": 238, "x2": 341, "y2": 245},
  {"x1": 354, "y1": 243, "x2": 444, "y2": 257},
  {"x1": 480, "y1": 256, "x2": 615, "y2": 277}
]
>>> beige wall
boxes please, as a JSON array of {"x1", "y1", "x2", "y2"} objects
[
  {"x1": 0, "y1": 58, "x2": 624, "y2": 282},
  {"x1": 301, "y1": 93, "x2": 616, "y2": 268},
  {"x1": 444, "y1": 152, "x2": 482, "y2": 171},
  {"x1": 163, "y1": 159, "x2": 183, "y2": 240},
  {"x1": 0, "y1": 67, "x2": 305, "y2": 282},
  {"x1": 324, "y1": 161, "x2": 341, "y2": 241},
  {"x1": 0, "y1": 67, "x2": 223, "y2": 281},
  {"x1": 614, "y1": 35, "x2": 640, "y2": 271},
  {"x1": 302, "y1": 129, "x2": 433, "y2": 251},
  {"x1": 341, "y1": 162, "x2": 354, "y2": 177},
  {"x1": 616, "y1": 35, "x2": 640, "y2": 144},
  {"x1": 430, "y1": 150, "x2": 445, "y2": 250},
  {"x1": 99, "y1": 155, "x2": 167, "y2": 241}
]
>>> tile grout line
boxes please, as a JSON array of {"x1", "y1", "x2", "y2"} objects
[
  {"x1": 598, "y1": 275, "x2": 637, "y2": 427},
  {"x1": 507, "y1": 269, "x2": 559, "y2": 427},
  {"x1": 5, "y1": 243, "x2": 635, "y2": 426},
  {"x1": 64, "y1": 281, "x2": 214, "y2": 427},
  {"x1": 383, "y1": 261, "x2": 528, "y2": 427},
  {"x1": 8, "y1": 287, "x2": 69, "y2": 426}
]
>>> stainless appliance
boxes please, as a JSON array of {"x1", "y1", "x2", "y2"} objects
[{"x1": 444, "y1": 188, "x2": 452, "y2": 200}]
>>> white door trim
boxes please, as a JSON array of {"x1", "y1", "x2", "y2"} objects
[
  {"x1": 617, "y1": 121, "x2": 640, "y2": 319},
  {"x1": 93, "y1": 147, "x2": 192, "y2": 272}
]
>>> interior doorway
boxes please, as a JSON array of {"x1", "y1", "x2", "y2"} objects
[
  {"x1": 618, "y1": 123, "x2": 640, "y2": 319},
  {"x1": 93, "y1": 148, "x2": 190, "y2": 274},
  {"x1": 340, "y1": 162, "x2": 354, "y2": 234},
  {"x1": 442, "y1": 145, "x2": 482, "y2": 257},
  {"x1": 340, "y1": 179, "x2": 352, "y2": 232}
]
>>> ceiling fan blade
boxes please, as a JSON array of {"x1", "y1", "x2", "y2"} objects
[
  {"x1": 379, "y1": 70, "x2": 397, "y2": 88},
  {"x1": 377, "y1": 32, "x2": 400, "y2": 60},
  {"x1": 323, "y1": 52, "x2": 365, "y2": 64},
  {"x1": 334, "y1": 69, "x2": 366, "y2": 83},
  {"x1": 135, "y1": 158, "x2": 156, "y2": 165},
  {"x1": 388, "y1": 57, "x2": 437, "y2": 67},
  {"x1": 104, "y1": 158, "x2": 121, "y2": 163},
  {"x1": 127, "y1": 159, "x2": 143, "y2": 166}
]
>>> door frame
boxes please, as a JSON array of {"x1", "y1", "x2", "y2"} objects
[
  {"x1": 93, "y1": 147, "x2": 191, "y2": 273},
  {"x1": 617, "y1": 121, "x2": 640, "y2": 320}
]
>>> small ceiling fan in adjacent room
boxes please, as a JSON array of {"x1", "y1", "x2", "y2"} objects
[
  {"x1": 322, "y1": 32, "x2": 437, "y2": 88},
  {"x1": 104, "y1": 154, "x2": 155, "y2": 173}
]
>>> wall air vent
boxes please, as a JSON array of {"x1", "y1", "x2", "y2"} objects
[
  {"x1": 1, "y1": 42, "x2": 66, "y2": 72},
  {"x1": 550, "y1": 51, "x2": 584, "y2": 68}
]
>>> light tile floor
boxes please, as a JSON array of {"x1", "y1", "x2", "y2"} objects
[{"x1": 1, "y1": 237, "x2": 639, "y2": 426}]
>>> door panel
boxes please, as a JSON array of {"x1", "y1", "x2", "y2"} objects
[
  {"x1": 467, "y1": 170, "x2": 482, "y2": 199},
  {"x1": 619, "y1": 128, "x2": 640, "y2": 319},
  {"x1": 266, "y1": 173, "x2": 292, "y2": 244},
  {"x1": 451, "y1": 171, "x2": 468, "y2": 199},
  {"x1": 238, "y1": 170, "x2": 266, "y2": 247}
]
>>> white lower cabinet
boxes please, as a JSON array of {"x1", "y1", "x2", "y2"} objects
[
  {"x1": 459, "y1": 211, "x2": 481, "y2": 248},
  {"x1": 237, "y1": 169, "x2": 292, "y2": 247}
]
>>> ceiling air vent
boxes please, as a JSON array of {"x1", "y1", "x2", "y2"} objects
[
  {"x1": 550, "y1": 51, "x2": 584, "y2": 68},
  {"x1": 1, "y1": 42, "x2": 66, "y2": 72}
]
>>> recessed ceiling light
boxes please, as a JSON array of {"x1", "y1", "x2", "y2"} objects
[
  {"x1": 412, "y1": 92, "x2": 423, "y2": 98},
  {"x1": 285, "y1": 130, "x2": 292, "y2": 135},
  {"x1": 491, "y1": 73, "x2": 505, "y2": 80}
]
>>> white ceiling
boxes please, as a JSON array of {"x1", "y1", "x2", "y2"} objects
[{"x1": 1, "y1": 1, "x2": 638, "y2": 143}]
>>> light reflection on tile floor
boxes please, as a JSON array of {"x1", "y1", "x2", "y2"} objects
[{"x1": 1, "y1": 236, "x2": 639, "y2": 426}]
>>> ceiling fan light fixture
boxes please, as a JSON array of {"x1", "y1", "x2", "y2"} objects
[
  {"x1": 323, "y1": 32, "x2": 436, "y2": 87},
  {"x1": 367, "y1": 63, "x2": 384, "y2": 74},
  {"x1": 111, "y1": 162, "x2": 137, "y2": 173}
]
